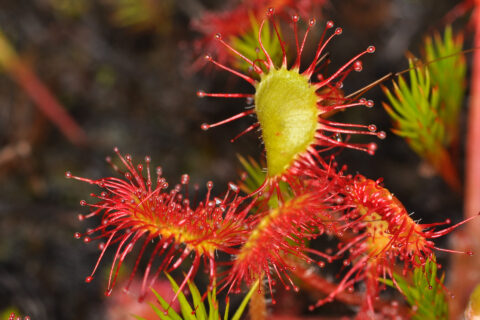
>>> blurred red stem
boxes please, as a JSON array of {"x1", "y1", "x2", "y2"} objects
[
  {"x1": 466, "y1": 0, "x2": 480, "y2": 236},
  {"x1": 290, "y1": 260, "x2": 410, "y2": 316},
  {"x1": 249, "y1": 280, "x2": 267, "y2": 320},
  {"x1": 450, "y1": 1, "x2": 480, "y2": 317},
  {"x1": 7, "y1": 59, "x2": 88, "y2": 147}
]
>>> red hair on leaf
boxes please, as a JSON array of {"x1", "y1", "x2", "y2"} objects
[
  {"x1": 311, "y1": 174, "x2": 478, "y2": 313},
  {"x1": 191, "y1": 0, "x2": 328, "y2": 69},
  {"x1": 66, "y1": 148, "x2": 253, "y2": 306},
  {"x1": 221, "y1": 151, "x2": 350, "y2": 303},
  {"x1": 198, "y1": 8, "x2": 385, "y2": 201},
  {"x1": 221, "y1": 190, "x2": 342, "y2": 304}
]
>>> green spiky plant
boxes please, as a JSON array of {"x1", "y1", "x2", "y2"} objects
[
  {"x1": 424, "y1": 26, "x2": 466, "y2": 141},
  {"x1": 382, "y1": 258, "x2": 448, "y2": 320},
  {"x1": 238, "y1": 155, "x2": 292, "y2": 209},
  {"x1": 382, "y1": 26, "x2": 466, "y2": 191},
  {"x1": 237, "y1": 155, "x2": 266, "y2": 195},
  {"x1": 230, "y1": 12, "x2": 283, "y2": 73},
  {"x1": 134, "y1": 273, "x2": 258, "y2": 320}
]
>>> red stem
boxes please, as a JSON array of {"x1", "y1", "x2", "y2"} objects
[
  {"x1": 289, "y1": 260, "x2": 411, "y2": 317},
  {"x1": 466, "y1": 0, "x2": 480, "y2": 236},
  {"x1": 449, "y1": 1, "x2": 480, "y2": 317},
  {"x1": 8, "y1": 60, "x2": 88, "y2": 147}
]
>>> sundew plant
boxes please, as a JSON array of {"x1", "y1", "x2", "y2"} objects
[
  {"x1": 66, "y1": 5, "x2": 480, "y2": 320},
  {"x1": 3, "y1": 1, "x2": 480, "y2": 320}
]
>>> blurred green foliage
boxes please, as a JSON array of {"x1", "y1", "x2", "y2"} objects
[{"x1": 105, "y1": 0, "x2": 173, "y2": 33}]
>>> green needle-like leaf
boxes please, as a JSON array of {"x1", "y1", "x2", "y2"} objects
[
  {"x1": 151, "y1": 287, "x2": 183, "y2": 320},
  {"x1": 230, "y1": 12, "x2": 284, "y2": 73},
  {"x1": 382, "y1": 258, "x2": 448, "y2": 319},
  {"x1": 238, "y1": 154, "x2": 292, "y2": 209},
  {"x1": 138, "y1": 274, "x2": 254, "y2": 320},
  {"x1": 223, "y1": 299, "x2": 230, "y2": 320},
  {"x1": 188, "y1": 279, "x2": 207, "y2": 319},
  {"x1": 231, "y1": 280, "x2": 259, "y2": 320},
  {"x1": 164, "y1": 273, "x2": 196, "y2": 320},
  {"x1": 382, "y1": 25, "x2": 465, "y2": 191},
  {"x1": 238, "y1": 155, "x2": 266, "y2": 194}
]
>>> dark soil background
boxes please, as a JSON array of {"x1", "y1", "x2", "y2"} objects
[{"x1": 0, "y1": 0, "x2": 469, "y2": 319}]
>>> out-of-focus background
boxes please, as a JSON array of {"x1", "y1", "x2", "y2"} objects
[{"x1": 0, "y1": 0, "x2": 467, "y2": 319}]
